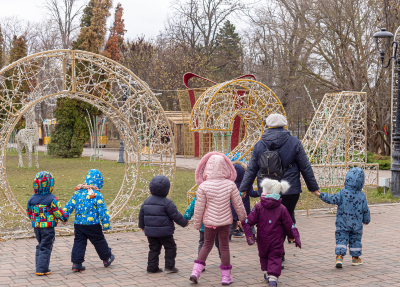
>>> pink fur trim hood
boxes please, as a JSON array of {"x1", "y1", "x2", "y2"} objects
[{"x1": 195, "y1": 152, "x2": 237, "y2": 185}]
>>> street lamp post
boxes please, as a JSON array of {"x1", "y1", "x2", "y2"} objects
[
  {"x1": 373, "y1": 28, "x2": 400, "y2": 197},
  {"x1": 117, "y1": 86, "x2": 129, "y2": 163}
]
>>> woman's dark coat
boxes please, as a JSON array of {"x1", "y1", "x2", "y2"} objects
[{"x1": 239, "y1": 128, "x2": 319, "y2": 195}]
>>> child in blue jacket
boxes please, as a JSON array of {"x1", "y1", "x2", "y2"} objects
[
  {"x1": 314, "y1": 167, "x2": 370, "y2": 268},
  {"x1": 63, "y1": 169, "x2": 114, "y2": 272},
  {"x1": 27, "y1": 171, "x2": 67, "y2": 276}
]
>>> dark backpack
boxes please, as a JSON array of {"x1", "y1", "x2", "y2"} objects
[{"x1": 259, "y1": 137, "x2": 292, "y2": 181}]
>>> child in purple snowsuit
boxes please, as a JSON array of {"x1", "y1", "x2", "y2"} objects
[{"x1": 241, "y1": 178, "x2": 301, "y2": 286}]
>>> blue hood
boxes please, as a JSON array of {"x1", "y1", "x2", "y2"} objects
[
  {"x1": 344, "y1": 167, "x2": 365, "y2": 191},
  {"x1": 261, "y1": 128, "x2": 291, "y2": 150},
  {"x1": 84, "y1": 169, "x2": 104, "y2": 190},
  {"x1": 149, "y1": 175, "x2": 170, "y2": 197},
  {"x1": 234, "y1": 164, "x2": 245, "y2": 188}
]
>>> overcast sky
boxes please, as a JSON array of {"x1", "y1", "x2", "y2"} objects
[{"x1": 0, "y1": 0, "x2": 250, "y2": 40}]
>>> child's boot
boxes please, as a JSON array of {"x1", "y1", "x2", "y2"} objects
[
  {"x1": 268, "y1": 275, "x2": 278, "y2": 286},
  {"x1": 220, "y1": 265, "x2": 233, "y2": 285},
  {"x1": 104, "y1": 254, "x2": 115, "y2": 267},
  {"x1": 352, "y1": 256, "x2": 363, "y2": 266},
  {"x1": 335, "y1": 255, "x2": 343, "y2": 268},
  {"x1": 189, "y1": 260, "x2": 205, "y2": 284},
  {"x1": 36, "y1": 269, "x2": 51, "y2": 276},
  {"x1": 72, "y1": 263, "x2": 86, "y2": 272}
]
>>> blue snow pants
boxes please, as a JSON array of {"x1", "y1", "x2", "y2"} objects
[
  {"x1": 335, "y1": 229, "x2": 362, "y2": 257},
  {"x1": 34, "y1": 227, "x2": 55, "y2": 273}
]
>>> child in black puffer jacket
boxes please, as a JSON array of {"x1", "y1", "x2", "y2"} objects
[{"x1": 139, "y1": 175, "x2": 189, "y2": 274}]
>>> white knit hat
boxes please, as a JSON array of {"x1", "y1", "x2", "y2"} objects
[
  {"x1": 261, "y1": 178, "x2": 290, "y2": 195},
  {"x1": 265, "y1": 114, "x2": 287, "y2": 128}
]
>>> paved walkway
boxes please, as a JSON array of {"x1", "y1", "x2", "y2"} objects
[
  {"x1": 36, "y1": 147, "x2": 200, "y2": 170},
  {"x1": 1, "y1": 204, "x2": 399, "y2": 287}
]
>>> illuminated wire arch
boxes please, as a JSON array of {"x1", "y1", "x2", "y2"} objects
[
  {"x1": 187, "y1": 78, "x2": 286, "y2": 202},
  {"x1": 0, "y1": 50, "x2": 176, "y2": 239}
]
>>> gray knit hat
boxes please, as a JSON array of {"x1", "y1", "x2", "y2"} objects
[{"x1": 265, "y1": 113, "x2": 287, "y2": 128}]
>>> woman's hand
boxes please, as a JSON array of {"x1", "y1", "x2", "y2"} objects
[{"x1": 312, "y1": 190, "x2": 321, "y2": 197}]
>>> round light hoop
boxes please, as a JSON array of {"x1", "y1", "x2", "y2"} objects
[
  {"x1": 0, "y1": 50, "x2": 176, "y2": 238},
  {"x1": 190, "y1": 79, "x2": 286, "y2": 162}
]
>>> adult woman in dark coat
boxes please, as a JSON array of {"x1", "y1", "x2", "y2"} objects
[{"x1": 239, "y1": 114, "x2": 319, "y2": 232}]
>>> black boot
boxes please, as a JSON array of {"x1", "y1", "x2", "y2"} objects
[
  {"x1": 103, "y1": 254, "x2": 115, "y2": 267},
  {"x1": 72, "y1": 263, "x2": 86, "y2": 272}
]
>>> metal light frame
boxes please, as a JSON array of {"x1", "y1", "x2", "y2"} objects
[
  {"x1": 302, "y1": 91, "x2": 379, "y2": 216},
  {"x1": 0, "y1": 49, "x2": 176, "y2": 239},
  {"x1": 187, "y1": 78, "x2": 286, "y2": 203}
]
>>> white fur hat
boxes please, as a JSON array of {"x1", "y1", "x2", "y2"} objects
[
  {"x1": 261, "y1": 178, "x2": 290, "y2": 195},
  {"x1": 265, "y1": 114, "x2": 287, "y2": 128}
]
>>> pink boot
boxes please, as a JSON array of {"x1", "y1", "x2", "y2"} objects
[
  {"x1": 189, "y1": 260, "x2": 205, "y2": 284},
  {"x1": 220, "y1": 265, "x2": 233, "y2": 285}
]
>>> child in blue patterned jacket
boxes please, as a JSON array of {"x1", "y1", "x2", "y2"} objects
[
  {"x1": 27, "y1": 171, "x2": 67, "y2": 276},
  {"x1": 314, "y1": 167, "x2": 370, "y2": 268},
  {"x1": 63, "y1": 169, "x2": 114, "y2": 272}
]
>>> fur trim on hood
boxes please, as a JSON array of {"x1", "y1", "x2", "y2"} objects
[
  {"x1": 232, "y1": 161, "x2": 247, "y2": 171},
  {"x1": 195, "y1": 152, "x2": 236, "y2": 185}
]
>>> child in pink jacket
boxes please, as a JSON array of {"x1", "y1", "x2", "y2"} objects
[{"x1": 190, "y1": 152, "x2": 247, "y2": 285}]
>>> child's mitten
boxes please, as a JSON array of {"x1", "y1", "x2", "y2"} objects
[
  {"x1": 241, "y1": 219, "x2": 256, "y2": 245},
  {"x1": 291, "y1": 226, "x2": 301, "y2": 249}
]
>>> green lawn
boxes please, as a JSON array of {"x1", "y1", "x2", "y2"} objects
[
  {"x1": 4, "y1": 151, "x2": 400, "y2": 218},
  {"x1": 4, "y1": 151, "x2": 196, "y2": 215}
]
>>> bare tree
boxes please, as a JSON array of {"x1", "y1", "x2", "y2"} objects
[
  {"x1": 166, "y1": 0, "x2": 246, "y2": 56},
  {"x1": 43, "y1": 0, "x2": 85, "y2": 49},
  {"x1": 245, "y1": 0, "x2": 392, "y2": 153}
]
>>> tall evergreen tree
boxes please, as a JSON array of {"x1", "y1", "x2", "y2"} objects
[
  {"x1": 10, "y1": 35, "x2": 27, "y2": 63},
  {"x1": 214, "y1": 20, "x2": 243, "y2": 81},
  {"x1": 49, "y1": 0, "x2": 112, "y2": 158},
  {"x1": 102, "y1": 3, "x2": 126, "y2": 61},
  {"x1": 73, "y1": 0, "x2": 113, "y2": 53}
]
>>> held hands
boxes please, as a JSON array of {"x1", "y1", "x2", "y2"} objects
[
  {"x1": 186, "y1": 221, "x2": 190, "y2": 227},
  {"x1": 241, "y1": 192, "x2": 247, "y2": 198},
  {"x1": 312, "y1": 190, "x2": 321, "y2": 197}
]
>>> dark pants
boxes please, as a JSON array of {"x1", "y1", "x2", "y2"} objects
[
  {"x1": 199, "y1": 231, "x2": 221, "y2": 258},
  {"x1": 281, "y1": 193, "x2": 300, "y2": 224},
  {"x1": 34, "y1": 228, "x2": 55, "y2": 273},
  {"x1": 229, "y1": 220, "x2": 238, "y2": 234},
  {"x1": 71, "y1": 224, "x2": 111, "y2": 264},
  {"x1": 147, "y1": 235, "x2": 177, "y2": 272},
  {"x1": 281, "y1": 194, "x2": 300, "y2": 257},
  {"x1": 198, "y1": 225, "x2": 230, "y2": 266}
]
